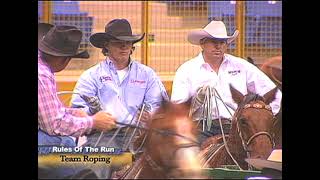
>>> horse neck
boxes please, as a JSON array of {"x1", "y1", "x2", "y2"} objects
[
  {"x1": 138, "y1": 154, "x2": 167, "y2": 179},
  {"x1": 123, "y1": 153, "x2": 165, "y2": 179},
  {"x1": 225, "y1": 121, "x2": 248, "y2": 168}
]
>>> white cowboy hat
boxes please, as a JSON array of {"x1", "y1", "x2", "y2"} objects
[
  {"x1": 245, "y1": 149, "x2": 282, "y2": 171},
  {"x1": 187, "y1": 20, "x2": 239, "y2": 45}
]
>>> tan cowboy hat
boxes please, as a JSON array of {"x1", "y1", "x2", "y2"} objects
[
  {"x1": 188, "y1": 20, "x2": 239, "y2": 45},
  {"x1": 90, "y1": 19, "x2": 145, "y2": 48},
  {"x1": 38, "y1": 24, "x2": 89, "y2": 59},
  {"x1": 245, "y1": 149, "x2": 282, "y2": 171}
]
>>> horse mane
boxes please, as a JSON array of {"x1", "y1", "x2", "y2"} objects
[{"x1": 117, "y1": 99, "x2": 201, "y2": 179}]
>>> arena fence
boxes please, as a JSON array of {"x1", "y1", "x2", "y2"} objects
[{"x1": 38, "y1": 1, "x2": 282, "y2": 97}]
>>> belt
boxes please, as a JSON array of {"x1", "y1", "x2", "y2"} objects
[
  {"x1": 212, "y1": 118, "x2": 231, "y2": 126},
  {"x1": 198, "y1": 118, "x2": 231, "y2": 126}
]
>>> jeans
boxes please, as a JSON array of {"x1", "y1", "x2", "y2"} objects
[
  {"x1": 38, "y1": 130, "x2": 76, "y2": 146},
  {"x1": 82, "y1": 128, "x2": 135, "y2": 179},
  {"x1": 196, "y1": 120, "x2": 231, "y2": 145},
  {"x1": 38, "y1": 130, "x2": 82, "y2": 179}
]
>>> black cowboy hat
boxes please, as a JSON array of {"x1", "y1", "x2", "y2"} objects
[
  {"x1": 89, "y1": 19, "x2": 145, "y2": 48},
  {"x1": 38, "y1": 23, "x2": 54, "y2": 42},
  {"x1": 38, "y1": 24, "x2": 89, "y2": 59}
]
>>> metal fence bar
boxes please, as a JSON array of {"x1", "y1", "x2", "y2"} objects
[
  {"x1": 235, "y1": 1, "x2": 245, "y2": 59},
  {"x1": 141, "y1": 1, "x2": 149, "y2": 66},
  {"x1": 38, "y1": 1, "x2": 281, "y2": 74},
  {"x1": 42, "y1": 1, "x2": 52, "y2": 24}
]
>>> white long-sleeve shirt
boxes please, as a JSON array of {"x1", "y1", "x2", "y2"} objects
[{"x1": 171, "y1": 52, "x2": 282, "y2": 119}]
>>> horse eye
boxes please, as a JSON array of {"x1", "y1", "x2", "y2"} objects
[{"x1": 239, "y1": 118, "x2": 248, "y2": 126}]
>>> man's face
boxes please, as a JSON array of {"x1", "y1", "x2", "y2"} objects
[
  {"x1": 105, "y1": 40, "x2": 134, "y2": 63},
  {"x1": 200, "y1": 38, "x2": 228, "y2": 60},
  {"x1": 54, "y1": 57, "x2": 72, "y2": 72}
]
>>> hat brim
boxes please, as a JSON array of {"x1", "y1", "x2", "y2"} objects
[
  {"x1": 90, "y1": 33, "x2": 145, "y2": 48},
  {"x1": 38, "y1": 23, "x2": 54, "y2": 42},
  {"x1": 245, "y1": 158, "x2": 282, "y2": 171},
  {"x1": 188, "y1": 29, "x2": 239, "y2": 45},
  {"x1": 38, "y1": 41, "x2": 89, "y2": 59}
]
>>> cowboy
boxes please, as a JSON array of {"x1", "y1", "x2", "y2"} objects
[
  {"x1": 70, "y1": 19, "x2": 168, "y2": 178},
  {"x1": 171, "y1": 20, "x2": 282, "y2": 144},
  {"x1": 38, "y1": 23, "x2": 116, "y2": 178}
]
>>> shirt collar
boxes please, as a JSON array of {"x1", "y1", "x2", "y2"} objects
[
  {"x1": 105, "y1": 57, "x2": 133, "y2": 70},
  {"x1": 197, "y1": 52, "x2": 229, "y2": 69}
]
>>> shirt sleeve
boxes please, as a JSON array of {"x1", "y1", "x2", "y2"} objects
[
  {"x1": 144, "y1": 70, "x2": 169, "y2": 114},
  {"x1": 70, "y1": 71, "x2": 98, "y2": 115},
  {"x1": 171, "y1": 66, "x2": 191, "y2": 103},
  {"x1": 246, "y1": 63, "x2": 282, "y2": 115},
  {"x1": 38, "y1": 74, "x2": 93, "y2": 137}
]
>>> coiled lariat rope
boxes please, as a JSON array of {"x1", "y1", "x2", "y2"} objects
[{"x1": 190, "y1": 86, "x2": 243, "y2": 170}]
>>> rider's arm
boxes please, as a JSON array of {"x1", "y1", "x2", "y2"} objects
[
  {"x1": 171, "y1": 65, "x2": 192, "y2": 104},
  {"x1": 71, "y1": 70, "x2": 99, "y2": 115},
  {"x1": 38, "y1": 74, "x2": 93, "y2": 137},
  {"x1": 246, "y1": 62, "x2": 282, "y2": 115}
]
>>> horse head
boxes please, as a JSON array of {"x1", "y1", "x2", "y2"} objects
[
  {"x1": 229, "y1": 84, "x2": 278, "y2": 161},
  {"x1": 134, "y1": 101, "x2": 202, "y2": 178}
]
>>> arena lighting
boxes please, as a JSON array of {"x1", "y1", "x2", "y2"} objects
[
  {"x1": 268, "y1": 1, "x2": 277, "y2": 4},
  {"x1": 230, "y1": 1, "x2": 236, "y2": 4}
]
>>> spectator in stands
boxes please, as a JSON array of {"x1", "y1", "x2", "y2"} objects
[
  {"x1": 171, "y1": 20, "x2": 282, "y2": 144},
  {"x1": 38, "y1": 23, "x2": 116, "y2": 178},
  {"x1": 70, "y1": 19, "x2": 168, "y2": 178}
]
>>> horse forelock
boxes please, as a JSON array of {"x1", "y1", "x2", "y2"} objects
[
  {"x1": 233, "y1": 93, "x2": 275, "y2": 160},
  {"x1": 242, "y1": 93, "x2": 264, "y2": 105}
]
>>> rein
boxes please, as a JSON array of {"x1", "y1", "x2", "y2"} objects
[
  {"x1": 115, "y1": 121, "x2": 200, "y2": 146},
  {"x1": 234, "y1": 99, "x2": 276, "y2": 169},
  {"x1": 57, "y1": 91, "x2": 200, "y2": 178},
  {"x1": 191, "y1": 88, "x2": 276, "y2": 170},
  {"x1": 191, "y1": 86, "x2": 242, "y2": 169},
  {"x1": 120, "y1": 116, "x2": 199, "y2": 179}
]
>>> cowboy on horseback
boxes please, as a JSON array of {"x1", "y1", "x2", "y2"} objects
[
  {"x1": 171, "y1": 20, "x2": 282, "y2": 145},
  {"x1": 70, "y1": 19, "x2": 168, "y2": 178},
  {"x1": 38, "y1": 23, "x2": 117, "y2": 179}
]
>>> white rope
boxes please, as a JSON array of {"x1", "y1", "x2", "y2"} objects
[
  {"x1": 212, "y1": 87, "x2": 243, "y2": 170},
  {"x1": 124, "y1": 104, "x2": 145, "y2": 151},
  {"x1": 56, "y1": 91, "x2": 80, "y2": 95},
  {"x1": 190, "y1": 86, "x2": 243, "y2": 170},
  {"x1": 203, "y1": 144, "x2": 225, "y2": 167}
]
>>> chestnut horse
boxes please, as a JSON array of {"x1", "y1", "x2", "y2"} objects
[
  {"x1": 248, "y1": 56, "x2": 282, "y2": 148},
  {"x1": 248, "y1": 56, "x2": 282, "y2": 90},
  {"x1": 113, "y1": 101, "x2": 204, "y2": 179},
  {"x1": 199, "y1": 85, "x2": 279, "y2": 170}
]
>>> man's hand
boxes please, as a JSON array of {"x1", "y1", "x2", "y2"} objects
[
  {"x1": 92, "y1": 111, "x2": 117, "y2": 132},
  {"x1": 196, "y1": 85, "x2": 210, "y2": 103},
  {"x1": 135, "y1": 110, "x2": 151, "y2": 123}
]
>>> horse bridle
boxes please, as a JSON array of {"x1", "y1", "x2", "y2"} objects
[
  {"x1": 118, "y1": 115, "x2": 200, "y2": 178},
  {"x1": 234, "y1": 101, "x2": 276, "y2": 160}
]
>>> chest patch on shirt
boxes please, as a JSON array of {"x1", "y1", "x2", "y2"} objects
[
  {"x1": 130, "y1": 79, "x2": 146, "y2": 85},
  {"x1": 228, "y1": 70, "x2": 241, "y2": 76},
  {"x1": 99, "y1": 76, "x2": 112, "y2": 83}
]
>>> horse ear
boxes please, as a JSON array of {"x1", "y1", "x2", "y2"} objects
[
  {"x1": 263, "y1": 87, "x2": 278, "y2": 104},
  {"x1": 229, "y1": 84, "x2": 244, "y2": 104},
  {"x1": 247, "y1": 56, "x2": 255, "y2": 65}
]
